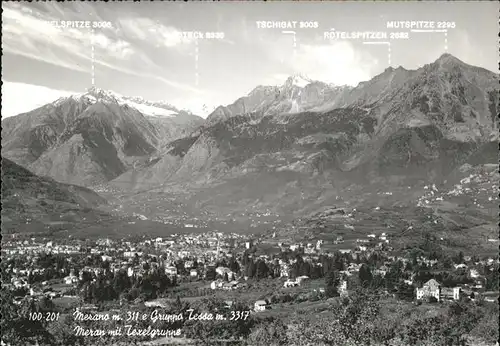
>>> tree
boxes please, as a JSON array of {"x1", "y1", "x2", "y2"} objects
[
  {"x1": 287, "y1": 289, "x2": 381, "y2": 345},
  {"x1": 1, "y1": 289, "x2": 55, "y2": 345},
  {"x1": 334, "y1": 254, "x2": 346, "y2": 271},
  {"x1": 245, "y1": 260, "x2": 256, "y2": 278},
  {"x1": 310, "y1": 265, "x2": 322, "y2": 279},
  {"x1": 485, "y1": 264, "x2": 499, "y2": 290},
  {"x1": 299, "y1": 261, "x2": 312, "y2": 277},
  {"x1": 37, "y1": 296, "x2": 55, "y2": 312},
  {"x1": 409, "y1": 248, "x2": 424, "y2": 266},
  {"x1": 424, "y1": 296, "x2": 438, "y2": 303},
  {"x1": 398, "y1": 315, "x2": 444, "y2": 345},
  {"x1": 385, "y1": 262, "x2": 403, "y2": 292},
  {"x1": 256, "y1": 260, "x2": 269, "y2": 280},
  {"x1": 358, "y1": 264, "x2": 373, "y2": 287},
  {"x1": 371, "y1": 273, "x2": 385, "y2": 289},
  {"x1": 453, "y1": 251, "x2": 465, "y2": 265},
  {"x1": 101, "y1": 260, "x2": 110, "y2": 270},
  {"x1": 174, "y1": 295, "x2": 183, "y2": 310},
  {"x1": 325, "y1": 269, "x2": 340, "y2": 298},
  {"x1": 246, "y1": 318, "x2": 288, "y2": 345},
  {"x1": 205, "y1": 267, "x2": 216, "y2": 281},
  {"x1": 395, "y1": 281, "x2": 414, "y2": 301},
  {"x1": 388, "y1": 260, "x2": 403, "y2": 278},
  {"x1": 442, "y1": 255, "x2": 454, "y2": 269},
  {"x1": 470, "y1": 303, "x2": 499, "y2": 344},
  {"x1": 405, "y1": 261, "x2": 413, "y2": 272},
  {"x1": 228, "y1": 257, "x2": 240, "y2": 273},
  {"x1": 417, "y1": 272, "x2": 436, "y2": 287},
  {"x1": 79, "y1": 270, "x2": 93, "y2": 286}
]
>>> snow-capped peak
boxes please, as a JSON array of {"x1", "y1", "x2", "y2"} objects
[
  {"x1": 86, "y1": 86, "x2": 123, "y2": 101},
  {"x1": 53, "y1": 87, "x2": 185, "y2": 118},
  {"x1": 53, "y1": 87, "x2": 122, "y2": 105},
  {"x1": 285, "y1": 73, "x2": 313, "y2": 88}
]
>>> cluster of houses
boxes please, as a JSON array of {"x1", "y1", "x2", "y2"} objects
[
  {"x1": 126, "y1": 195, "x2": 283, "y2": 230},
  {"x1": 283, "y1": 275, "x2": 310, "y2": 287},
  {"x1": 210, "y1": 280, "x2": 241, "y2": 291},
  {"x1": 417, "y1": 172, "x2": 498, "y2": 211},
  {"x1": 2, "y1": 240, "x2": 80, "y2": 256},
  {"x1": 2, "y1": 228, "x2": 498, "y2": 313}
]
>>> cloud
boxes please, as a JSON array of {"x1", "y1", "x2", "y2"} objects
[
  {"x1": 288, "y1": 42, "x2": 378, "y2": 86},
  {"x1": 92, "y1": 33, "x2": 134, "y2": 59},
  {"x1": 118, "y1": 18, "x2": 195, "y2": 49},
  {"x1": 2, "y1": 3, "x2": 202, "y2": 93},
  {"x1": 2, "y1": 4, "x2": 133, "y2": 68},
  {"x1": 221, "y1": 38, "x2": 236, "y2": 45},
  {"x1": 1, "y1": 82, "x2": 78, "y2": 118},
  {"x1": 256, "y1": 32, "x2": 378, "y2": 86}
]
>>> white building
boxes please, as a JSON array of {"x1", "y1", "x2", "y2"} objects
[
  {"x1": 416, "y1": 279, "x2": 441, "y2": 302},
  {"x1": 296, "y1": 275, "x2": 309, "y2": 285},
  {"x1": 178, "y1": 251, "x2": 190, "y2": 258},
  {"x1": 280, "y1": 265, "x2": 290, "y2": 277},
  {"x1": 102, "y1": 255, "x2": 112, "y2": 262},
  {"x1": 127, "y1": 267, "x2": 135, "y2": 277},
  {"x1": 469, "y1": 269, "x2": 480, "y2": 278},
  {"x1": 215, "y1": 266, "x2": 234, "y2": 280},
  {"x1": 316, "y1": 240, "x2": 323, "y2": 250},
  {"x1": 254, "y1": 300, "x2": 267, "y2": 312},
  {"x1": 339, "y1": 280, "x2": 348, "y2": 296},
  {"x1": 165, "y1": 266, "x2": 178, "y2": 276},
  {"x1": 283, "y1": 279, "x2": 298, "y2": 288},
  {"x1": 64, "y1": 275, "x2": 78, "y2": 285},
  {"x1": 210, "y1": 280, "x2": 224, "y2": 290}
]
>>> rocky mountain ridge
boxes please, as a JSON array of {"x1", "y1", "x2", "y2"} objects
[
  {"x1": 1, "y1": 88, "x2": 204, "y2": 186},
  {"x1": 205, "y1": 74, "x2": 352, "y2": 126},
  {"x1": 1, "y1": 54, "x2": 497, "y2": 228},
  {"x1": 110, "y1": 54, "x2": 498, "y2": 221}
]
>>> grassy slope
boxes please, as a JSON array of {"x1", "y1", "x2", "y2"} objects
[{"x1": 1, "y1": 158, "x2": 109, "y2": 235}]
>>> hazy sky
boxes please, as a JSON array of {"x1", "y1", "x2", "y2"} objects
[{"x1": 2, "y1": 1, "x2": 498, "y2": 118}]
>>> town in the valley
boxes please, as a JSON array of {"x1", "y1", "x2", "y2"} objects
[{"x1": 3, "y1": 223, "x2": 498, "y2": 314}]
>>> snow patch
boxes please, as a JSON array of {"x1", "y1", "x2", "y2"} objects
[
  {"x1": 53, "y1": 88, "x2": 189, "y2": 118},
  {"x1": 83, "y1": 95, "x2": 97, "y2": 104},
  {"x1": 291, "y1": 75, "x2": 310, "y2": 88},
  {"x1": 120, "y1": 100, "x2": 178, "y2": 117}
]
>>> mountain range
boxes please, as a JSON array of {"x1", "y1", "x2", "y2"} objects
[
  {"x1": 205, "y1": 73, "x2": 351, "y2": 126},
  {"x1": 1, "y1": 87, "x2": 204, "y2": 186},
  {"x1": 112, "y1": 54, "x2": 498, "y2": 192},
  {"x1": 1, "y1": 53, "x2": 498, "y2": 237}
]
